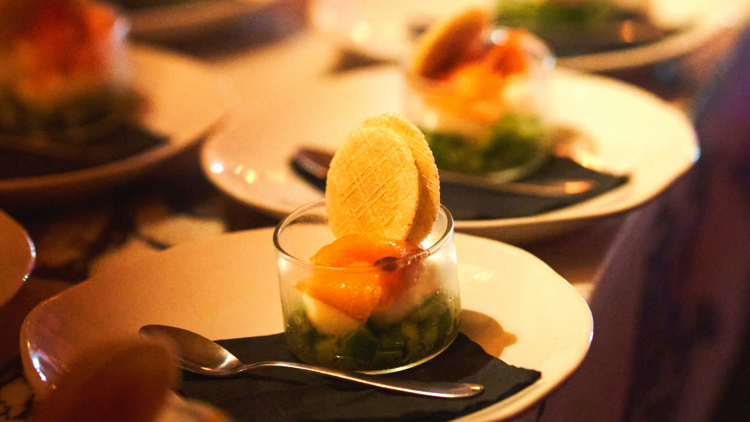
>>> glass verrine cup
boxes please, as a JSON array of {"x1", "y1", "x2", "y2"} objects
[
  {"x1": 404, "y1": 26, "x2": 556, "y2": 183},
  {"x1": 0, "y1": 4, "x2": 135, "y2": 142},
  {"x1": 274, "y1": 199, "x2": 461, "y2": 374}
]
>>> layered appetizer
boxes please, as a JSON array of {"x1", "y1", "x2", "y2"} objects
[
  {"x1": 274, "y1": 113, "x2": 461, "y2": 373},
  {"x1": 0, "y1": 0, "x2": 136, "y2": 142},
  {"x1": 405, "y1": 8, "x2": 555, "y2": 182}
]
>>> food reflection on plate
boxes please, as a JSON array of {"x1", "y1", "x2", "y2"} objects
[{"x1": 460, "y1": 310, "x2": 518, "y2": 357}]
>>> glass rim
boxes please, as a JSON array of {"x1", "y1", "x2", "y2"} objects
[
  {"x1": 273, "y1": 199, "x2": 455, "y2": 272},
  {"x1": 405, "y1": 25, "x2": 556, "y2": 87}
]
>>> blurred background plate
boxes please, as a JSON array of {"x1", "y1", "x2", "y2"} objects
[
  {"x1": 0, "y1": 44, "x2": 234, "y2": 209},
  {"x1": 200, "y1": 60, "x2": 698, "y2": 244},
  {"x1": 309, "y1": 0, "x2": 749, "y2": 66},
  {"x1": 0, "y1": 210, "x2": 35, "y2": 307},
  {"x1": 21, "y1": 228, "x2": 592, "y2": 420},
  {"x1": 308, "y1": 0, "x2": 750, "y2": 99}
]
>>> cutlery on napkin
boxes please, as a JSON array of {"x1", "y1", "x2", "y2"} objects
[
  {"x1": 178, "y1": 332, "x2": 541, "y2": 422},
  {"x1": 291, "y1": 145, "x2": 629, "y2": 220}
]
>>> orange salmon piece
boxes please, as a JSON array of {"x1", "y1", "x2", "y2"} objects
[
  {"x1": 484, "y1": 30, "x2": 529, "y2": 77},
  {"x1": 295, "y1": 271, "x2": 382, "y2": 322},
  {"x1": 299, "y1": 234, "x2": 424, "y2": 320}
]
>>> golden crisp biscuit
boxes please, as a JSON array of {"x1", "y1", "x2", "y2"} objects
[
  {"x1": 360, "y1": 113, "x2": 440, "y2": 243},
  {"x1": 409, "y1": 7, "x2": 489, "y2": 79},
  {"x1": 326, "y1": 125, "x2": 420, "y2": 240}
]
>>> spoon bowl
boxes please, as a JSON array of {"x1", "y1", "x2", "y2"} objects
[{"x1": 139, "y1": 324, "x2": 484, "y2": 399}]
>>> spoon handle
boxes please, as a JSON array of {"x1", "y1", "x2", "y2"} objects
[
  {"x1": 439, "y1": 170, "x2": 595, "y2": 196},
  {"x1": 242, "y1": 361, "x2": 484, "y2": 399},
  {"x1": 292, "y1": 147, "x2": 597, "y2": 197}
]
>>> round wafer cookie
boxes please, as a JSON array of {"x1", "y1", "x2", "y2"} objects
[
  {"x1": 326, "y1": 125, "x2": 420, "y2": 240},
  {"x1": 361, "y1": 113, "x2": 440, "y2": 243},
  {"x1": 409, "y1": 7, "x2": 489, "y2": 79}
]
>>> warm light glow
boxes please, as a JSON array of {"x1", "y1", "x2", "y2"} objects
[
  {"x1": 244, "y1": 169, "x2": 258, "y2": 184},
  {"x1": 266, "y1": 169, "x2": 287, "y2": 183},
  {"x1": 620, "y1": 20, "x2": 635, "y2": 43},
  {"x1": 351, "y1": 22, "x2": 372, "y2": 45},
  {"x1": 576, "y1": 154, "x2": 603, "y2": 171},
  {"x1": 490, "y1": 28, "x2": 509, "y2": 45},
  {"x1": 720, "y1": 4, "x2": 740, "y2": 27},
  {"x1": 210, "y1": 162, "x2": 224, "y2": 174},
  {"x1": 563, "y1": 181, "x2": 593, "y2": 194},
  {"x1": 31, "y1": 350, "x2": 48, "y2": 382},
  {"x1": 460, "y1": 265, "x2": 494, "y2": 282}
]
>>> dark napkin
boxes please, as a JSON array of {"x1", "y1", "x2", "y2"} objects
[
  {"x1": 178, "y1": 333, "x2": 541, "y2": 422},
  {"x1": 0, "y1": 126, "x2": 169, "y2": 179},
  {"x1": 291, "y1": 149, "x2": 628, "y2": 221},
  {"x1": 441, "y1": 157, "x2": 628, "y2": 220}
]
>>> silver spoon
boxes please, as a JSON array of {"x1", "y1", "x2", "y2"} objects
[
  {"x1": 139, "y1": 324, "x2": 484, "y2": 399},
  {"x1": 291, "y1": 147, "x2": 596, "y2": 197}
]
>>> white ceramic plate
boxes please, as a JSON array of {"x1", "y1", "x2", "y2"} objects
[
  {"x1": 0, "y1": 210, "x2": 35, "y2": 307},
  {"x1": 21, "y1": 228, "x2": 592, "y2": 421},
  {"x1": 309, "y1": 0, "x2": 749, "y2": 72},
  {"x1": 202, "y1": 66, "x2": 698, "y2": 244},
  {"x1": 0, "y1": 44, "x2": 233, "y2": 206},
  {"x1": 123, "y1": 0, "x2": 277, "y2": 42}
]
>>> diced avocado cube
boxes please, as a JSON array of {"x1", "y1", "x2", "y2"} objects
[
  {"x1": 401, "y1": 321, "x2": 420, "y2": 342},
  {"x1": 341, "y1": 328, "x2": 379, "y2": 361},
  {"x1": 315, "y1": 337, "x2": 339, "y2": 361},
  {"x1": 372, "y1": 350, "x2": 404, "y2": 368},
  {"x1": 437, "y1": 308, "x2": 456, "y2": 337},
  {"x1": 287, "y1": 310, "x2": 320, "y2": 347},
  {"x1": 379, "y1": 328, "x2": 408, "y2": 350},
  {"x1": 409, "y1": 291, "x2": 449, "y2": 323},
  {"x1": 420, "y1": 322, "x2": 439, "y2": 349}
]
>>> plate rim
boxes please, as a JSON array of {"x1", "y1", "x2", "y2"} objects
[
  {"x1": 20, "y1": 227, "x2": 592, "y2": 420},
  {"x1": 0, "y1": 209, "x2": 35, "y2": 306},
  {"x1": 0, "y1": 43, "x2": 234, "y2": 197}
]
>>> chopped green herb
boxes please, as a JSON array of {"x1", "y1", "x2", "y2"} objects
[
  {"x1": 285, "y1": 290, "x2": 461, "y2": 372},
  {"x1": 423, "y1": 114, "x2": 547, "y2": 175}
]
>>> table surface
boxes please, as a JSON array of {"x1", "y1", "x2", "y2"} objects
[{"x1": 0, "y1": 1, "x2": 746, "y2": 420}]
